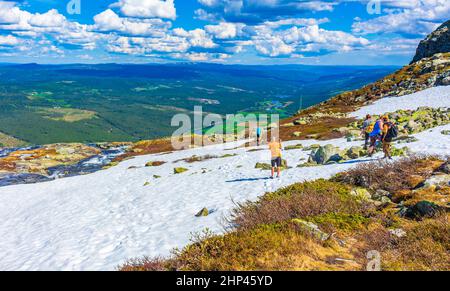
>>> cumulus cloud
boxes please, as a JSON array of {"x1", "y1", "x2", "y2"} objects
[
  {"x1": 353, "y1": 0, "x2": 449, "y2": 35},
  {"x1": 197, "y1": 0, "x2": 339, "y2": 23},
  {"x1": 111, "y1": 0, "x2": 177, "y2": 20},
  {"x1": 0, "y1": 1, "x2": 98, "y2": 51},
  {"x1": 93, "y1": 9, "x2": 171, "y2": 37},
  {"x1": 0, "y1": 0, "x2": 438, "y2": 63},
  {"x1": 245, "y1": 21, "x2": 369, "y2": 57},
  {"x1": 171, "y1": 51, "x2": 230, "y2": 62},
  {"x1": 173, "y1": 28, "x2": 217, "y2": 48},
  {"x1": 0, "y1": 35, "x2": 20, "y2": 46},
  {"x1": 205, "y1": 22, "x2": 244, "y2": 39}
]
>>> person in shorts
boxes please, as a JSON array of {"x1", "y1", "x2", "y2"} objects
[{"x1": 268, "y1": 137, "x2": 283, "y2": 179}]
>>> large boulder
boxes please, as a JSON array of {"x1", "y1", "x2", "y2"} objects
[
  {"x1": 437, "y1": 162, "x2": 450, "y2": 174},
  {"x1": 421, "y1": 174, "x2": 450, "y2": 190},
  {"x1": 311, "y1": 144, "x2": 343, "y2": 164},
  {"x1": 406, "y1": 120, "x2": 422, "y2": 134},
  {"x1": 346, "y1": 146, "x2": 365, "y2": 159}
]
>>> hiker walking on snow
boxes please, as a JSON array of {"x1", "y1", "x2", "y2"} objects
[
  {"x1": 368, "y1": 116, "x2": 384, "y2": 157},
  {"x1": 256, "y1": 127, "x2": 262, "y2": 146},
  {"x1": 361, "y1": 114, "x2": 373, "y2": 150},
  {"x1": 268, "y1": 137, "x2": 283, "y2": 179},
  {"x1": 381, "y1": 116, "x2": 398, "y2": 160}
]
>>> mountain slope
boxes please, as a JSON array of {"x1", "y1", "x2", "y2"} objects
[{"x1": 412, "y1": 20, "x2": 450, "y2": 63}]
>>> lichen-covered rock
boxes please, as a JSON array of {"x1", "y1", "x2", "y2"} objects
[
  {"x1": 350, "y1": 188, "x2": 372, "y2": 201},
  {"x1": 311, "y1": 144, "x2": 343, "y2": 164},
  {"x1": 346, "y1": 146, "x2": 365, "y2": 159},
  {"x1": 293, "y1": 118, "x2": 307, "y2": 125},
  {"x1": 420, "y1": 174, "x2": 450, "y2": 190},
  {"x1": 0, "y1": 143, "x2": 101, "y2": 175},
  {"x1": 145, "y1": 161, "x2": 166, "y2": 167},
  {"x1": 438, "y1": 162, "x2": 450, "y2": 174},
  {"x1": 255, "y1": 159, "x2": 288, "y2": 170},
  {"x1": 372, "y1": 189, "x2": 391, "y2": 201},
  {"x1": 284, "y1": 144, "x2": 303, "y2": 150},
  {"x1": 303, "y1": 144, "x2": 320, "y2": 151},
  {"x1": 195, "y1": 208, "x2": 209, "y2": 217},
  {"x1": 292, "y1": 219, "x2": 330, "y2": 241},
  {"x1": 391, "y1": 146, "x2": 409, "y2": 157},
  {"x1": 174, "y1": 167, "x2": 188, "y2": 174},
  {"x1": 389, "y1": 228, "x2": 407, "y2": 238}
]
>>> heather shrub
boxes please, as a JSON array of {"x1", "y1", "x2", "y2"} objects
[
  {"x1": 333, "y1": 156, "x2": 443, "y2": 194},
  {"x1": 359, "y1": 216, "x2": 450, "y2": 271},
  {"x1": 231, "y1": 179, "x2": 372, "y2": 231}
]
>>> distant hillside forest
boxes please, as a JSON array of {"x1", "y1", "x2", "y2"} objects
[{"x1": 0, "y1": 63, "x2": 397, "y2": 145}]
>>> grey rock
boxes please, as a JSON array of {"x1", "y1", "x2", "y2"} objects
[{"x1": 412, "y1": 20, "x2": 450, "y2": 63}]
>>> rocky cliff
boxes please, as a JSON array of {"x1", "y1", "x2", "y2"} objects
[{"x1": 412, "y1": 20, "x2": 450, "y2": 63}]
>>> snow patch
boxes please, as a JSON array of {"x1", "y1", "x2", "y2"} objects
[{"x1": 350, "y1": 86, "x2": 450, "y2": 119}]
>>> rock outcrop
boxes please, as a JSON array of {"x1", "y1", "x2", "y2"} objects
[
  {"x1": 412, "y1": 20, "x2": 450, "y2": 63},
  {"x1": 0, "y1": 144, "x2": 101, "y2": 175}
]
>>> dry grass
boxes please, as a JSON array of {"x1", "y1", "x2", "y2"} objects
[
  {"x1": 119, "y1": 224, "x2": 362, "y2": 271},
  {"x1": 357, "y1": 215, "x2": 450, "y2": 271},
  {"x1": 119, "y1": 257, "x2": 169, "y2": 271},
  {"x1": 333, "y1": 156, "x2": 444, "y2": 195}
]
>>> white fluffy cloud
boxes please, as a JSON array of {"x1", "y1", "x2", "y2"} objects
[
  {"x1": 112, "y1": 0, "x2": 176, "y2": 20},
  {"x1": 254, "y1": 36, "x2": 294, "y2": 57},
  {"x1": 247, "y1": 22, "x2": 369, "y2": 57},
  {"x1": 0, "y1": 35, "x2": 20, "y2": 46},
  {"x1": 0, "y1": 0, "x2": 441, "y2": 63},
  {"x1": 28, "y1": 9, "x2": 66, "y2": 28},
  {"x1": 93, "y1": 9, "x2": 171, "y2": 37},
  {"x1": 173, "y1": 28, "x2": 217, "y2": 48},
  {"x1": 353, "y1": 0, "x2": 450, "y2": 35},
  {"x1": 0, "y1": 1, "x2": 98, "y2": 51},
  {"x1": 205, "y1": 22, "x2": 243, "y2": 39}
]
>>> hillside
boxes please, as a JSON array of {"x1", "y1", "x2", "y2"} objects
[
  {"x1": 0, "y1": 64, "x2": 393, "y2": 145},
  {"x1": 0, "y1": 21, "x2": 449, "y2": 271}
]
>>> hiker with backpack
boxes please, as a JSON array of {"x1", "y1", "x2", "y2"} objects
[
  {"x1": 381, "y1": 116, "x2": 398, "y2": 160},
  {"x1": 361, "y1": 114, "x2": 373, "y2": 150},
  {"x1": 367, "y1": 116, "x2": 384, "y2": 157}
]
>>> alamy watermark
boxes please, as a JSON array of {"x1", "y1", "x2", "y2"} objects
[
  {"x1": 367, "y1": 250, "x2": 382, "y2": 271},
  {"x1": 367, "y1": 0, "x2": 382, "y2": 15},
  {"x1": 67, "y1": 0, "x2": 81, "y2": 15}
]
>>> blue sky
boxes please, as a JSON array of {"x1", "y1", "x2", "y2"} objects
[{"x1": 0, "y1": 0, "x2": 448, "y2": 65}]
